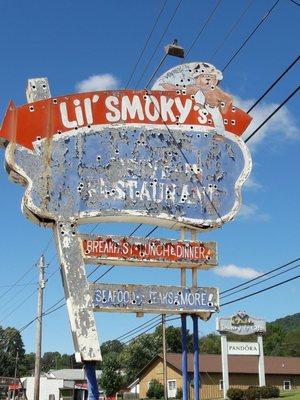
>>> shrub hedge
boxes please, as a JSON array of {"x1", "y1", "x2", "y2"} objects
[{"x1": 227, "y1": 386, "x2": 280, "y2": 400}]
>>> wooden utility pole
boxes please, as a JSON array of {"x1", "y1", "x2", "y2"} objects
[
  {"x1": 33, "y1": 255, "x2": 45, "y2": 400},
  {"x1": 12, "y1": 351, "x2": 18, "y2": 400},
  {"x1": 162, "y1": 314, "x2": 168, "y2": 400}
]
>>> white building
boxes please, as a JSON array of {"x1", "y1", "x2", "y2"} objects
[{"x1": 21, "y1": 369, "x2": 102, "y2": 400}]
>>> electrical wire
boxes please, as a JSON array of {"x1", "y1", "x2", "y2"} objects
[
  {"x1": 245, "y1": 85, "x2": 300, "y2": 142},
  {"x1": 221, "y1": 263, "x2": 300, "y2": 299},
  {"x1": 222, "y1": 0, "x2": 280, "y2": 72},
  {"x1": 247, "y1": 55, "x2": 300, "y2": 113},
  {"x1": 135, "y1": 0, "x2": 183, "y2": 89},
  {"x1": 220, "y1": 274, "x2": 300, "y2": 307},
  {"x1": 125, "y1": 0, "x2": 168, "y2": 89},
  {"x1": 209, "y1": 0, "x2": 254, "y2": 62},
  {"x1": 221, "y1": 257, "x2": 300, "y2": 294},
  {"x1": 185, "y1": 0, "x2": 223, "y2": 58}
]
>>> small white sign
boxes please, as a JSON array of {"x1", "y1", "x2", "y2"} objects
[{"x1": 227, "y1": 341, "x2": 259, "y2": 355}]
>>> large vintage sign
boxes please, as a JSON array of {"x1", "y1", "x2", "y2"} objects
[
  {"x1": 217, "y1": 312, "x2": 266, "y2": 335},
  {"x1": 227, "y1": 341, "x2": 260, "y2": 355},
  {"x1": 90, "y1": 283, "x2": 219, "y2": 316},
  {"x1": 0, "y1": 61, "x2": 252, "y2": 364},
  {"x1": 0, "y1": 62, "x2": 252, "y2": 231},
  {"x1": 81, "y1": 234, "x2": 217, "y2": 268}
]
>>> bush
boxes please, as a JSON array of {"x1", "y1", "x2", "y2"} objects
[
  {"x1": 146, "y1": 379, "x2": 164, "y2": 399},
  {"x1": 244, "y1": 387, "x2": 261, "y2": 400},
  {"x1": 176, "y1": 387, "x2": 183, "y2": 399},
  {"x1": 259, "y1": 386, "x2": 280, "y2": 399},
  {"x1": 227, "y1": 388, "x2": 244, "y2": 400}
]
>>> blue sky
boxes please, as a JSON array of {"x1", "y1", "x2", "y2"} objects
[{"x1": 0, "y1": 0, "x2": 299, "y2": 355}]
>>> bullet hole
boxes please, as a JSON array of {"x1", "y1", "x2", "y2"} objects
[
  {"x1": 182, "y1": 90, "x2": 186, "y2": 95},
  {"x1": 208, "y1": 302, "x2": 213, "y2": 307},
  {"x1": 29, "y1": 106, "x2": 34, "y2": 112},
  {"x1": 53, "y1": 99, "x2": 58, "y2": 104},
  {"x1": 36, "y1": 136, "x2": 41, "y2": 141},
  {"x1": 190, "y1": 126, "x2": 194, "y2": 129},
  {"x1": 202, "y1": 110, "x2": 208, "y2": 116},
  {"x1": 208, "y1": 120, "x2": 212, "y2": 124},
  {"x1": 176, "y1": 90, "x2": 180, "y2": 94},
  {"x1": 148, "y1": 299, "x2": 152, "y2": 304},
  {"x1": 143, "y1": 95, "x2": 147, "y2": 100},
  {"x1": 178, "y1": 291, "x2": 182, "y2": 295},
  {"x1": 103, "y1": 298, "x2": 106, "y2": 303},
  {"x1": 72, "y1": 231, "x2": 76, "y2": 236},
  {"x1": 57, "y1": 130, "x2": 62, "y2": 134},
  {"x1": 97, "y1": 155, "x2": 101, "y2": 161},
  {"x1": 111, "y1": 189, "x2": 116, "y2": 194},
  {"x1": 59, "y1": 223, "x2": 63, "y2": 228},
  {"x1": 220, "y1": 102, "x2": 225, "y2": 108},
  {"x1": 132, "y1": 300, "x2": 136, "y2": 304},
  {"x1": 176, "y1": 83, "x2": 179, "y2": 87},
  {"x1": 191, "y1": 95, "x2": 195, "y2": 99},
  {"x1": 224, "y1": 119, "x2": 228, "y2": 125},
  {"x1": 211, "y1": 85, "x2": 215, "y2": 90},
  {"x1": 136, "y1": 191, "x2": 140, "y2": 196},
  {"x1": 197, "y1": 134, "x2": 201, "y2": 138},
  {"x1": 174, "y1": 301, "x2": 178, "y2": 306},
  {"x1": 153, "y1": 178, "x2": 157, "y2": 183},
  {"x1": 32, "y1": 85, "x2": 36, "y2": 89},
  {"x1": 85, "y1": 250, "x2": 89, "y2": 254},
  {"x1": 232, "y1": 106, "x2": 236, "y2": 112},
  {"x1": 106, "y1": 191, "x2": 110, "y2": 195},
  {"x1": 74, "y1": 126, "x2": 78, "y2": 130},
  {"x1": 115, "y1": 149, "x2": 119, "y2": 154},
  {"x1": 87, "y1": 124, "x2": 91, "y2": 128},
  {"x1": 61, "y1": 231, "x2": 64, "y2": 235},
  {"x1": 231, "y1": 120, "x2": 236, "y2": 125},
  {"x1": 42, "y1": 84, "x2": 47, "y2": 88}
]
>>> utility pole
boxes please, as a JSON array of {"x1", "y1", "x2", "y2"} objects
[
  {"x1": 33, "y1": 255, "x2": 45, "y2": 400},
  {"x1": 162, "y1": 314, "x2": 168, "y2": 400},
  {"x1": 12, "y1": 351, "x2": 19, "y2": 400}
]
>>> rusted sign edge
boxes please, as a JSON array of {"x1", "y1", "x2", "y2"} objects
[{"x1": 80, "y1": 234, "x2": 218, "y2": 269}]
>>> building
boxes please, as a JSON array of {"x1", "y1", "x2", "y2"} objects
[
  {"x1": 21, "y1": 369, "x2": 103, "y2": 400},
  {"x1": 136, "y1": 354, "x2": 300, "y2": 399}
]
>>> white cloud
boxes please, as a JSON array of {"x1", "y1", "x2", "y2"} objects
[
  {"x1": 215, "y1": 264, "x2": 261, "y2": 279},
  {"x1": 75, "y1": 73, "x2": 119, "y2": 92},
  {"x1": 244, "y1": 175, "x2": 262, "y2": 191},
  {"x1": 238, "y1": 203, "x2": 269, "y2": 222},
  {"x1": 232, "y1": 95, "x2": 300, "y2": 148}
]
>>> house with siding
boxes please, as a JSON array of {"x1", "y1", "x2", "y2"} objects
[{"x1": 136, "y1": 353, "x2": 300, "y2": 399}]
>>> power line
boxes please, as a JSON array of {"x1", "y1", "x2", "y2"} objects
[
  {"x1": 247, "y1": 55, "x2": 300, "y2": 113},
  {"x1": 221, "y1": 274, "x2": 300, "y2": 307},
  {"x1": 115, "y1": 315, "x2": 160, "y2": 341},
  {"x1": 221, "y1": 257, "x2": 300, "y2": 294},
  {"x1": 221, "y1": 263, "x2": 300, "y2": 299},
  {"x1": 135, "y1": 0, "x2": 183, "y2": 89},
  {"x1": 222, "y1": 0, "x2": 280, "y2": 72},
  {"x1": 185, "y1": 0, "x2": 223, "y2": 58},
  {"x1": 125, "y1": 0, "x2": 168, "y2": 89},
  {"x1": 209, "y1": 0, "x2": 254, "y2": 62},
  {"x1": 245, "y1": 85, "x2": 300, "y2": 142}
]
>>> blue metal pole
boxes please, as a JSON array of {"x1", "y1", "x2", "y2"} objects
[
  {"x1": 193, "y1": 315, "x2": 200, "y2": 400},
  {"x1": 181, "y1": 314, "x2": 188, "y2": 400},
  {"x1": 85, "y1": 361, "x2": 99, "y2": 400}
]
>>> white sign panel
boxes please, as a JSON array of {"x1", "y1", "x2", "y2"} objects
[{"x1": 227, "y1": 341, "x2": 260, "y2": 355}]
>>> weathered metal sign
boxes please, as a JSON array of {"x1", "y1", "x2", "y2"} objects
[
  {"x1": 81, "y1": 235, "x2": 217, "y2": 268},
  {"x1": 0, "y1": 61, "x2": 252, "y2": 364},
  {"x1": 217, "y1": 312, "x2": 266, "y2": 335},
  {"x1": 227, "y1": 341, "x2": 260, "y2": 355},
  {"x1": 90, "y1": 283, "x2": 219, "y2": 316},
  {"x1": 0, "y1": 62, "x2": 252, "y2": 231}
]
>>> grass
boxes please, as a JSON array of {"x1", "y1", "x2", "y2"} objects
[{"x1": 280, "y1": 390, "x2": 300, "y2": 400}]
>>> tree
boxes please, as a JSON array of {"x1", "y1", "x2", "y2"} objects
[
  {"x1": 153, "y1": 325, "x2": 193, "y2": 353},
  {"x1": 121, "y1": 333, "x2": 159, "y2": 383},
  {"x1": 99, "y1": 352, "x2": 125, "y2": 396},
  {"x1": 146, "y1": 379, "x2": 164, "y2": 399},
  {"x1": 0, "y1": 326, "x2": 25, "y2": 376},
  {"x1": 101, "y1": 340, "x2": 125, "y2": 357},
  {"x1": 42, "y1": 351, "x2": 62, "y2": 371},
  {"x1": 199, "y1": 333, "x2": 221, "y2": 354}
]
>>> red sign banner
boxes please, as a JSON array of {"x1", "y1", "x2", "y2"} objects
[
  {"x1": 0, "y1": 90, "x2": 252, "y2": 150},
  {"x1": 81, "y1": 234, "x2": 217, "y2": 268}
]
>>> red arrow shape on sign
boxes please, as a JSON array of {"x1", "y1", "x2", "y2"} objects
[{"x1": 0, "y1": 90, "x2": 252, "y2": 150}]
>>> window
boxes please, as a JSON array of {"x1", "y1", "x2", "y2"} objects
[
  {"x1": 168, "y1": 381, "x2": 176, "y2": 391},
  {"x1": 219, "y1": 380, "x2": 224, "y2": 390},
  {"x1": 284, "y1": 381, "x2": 291, "y2": 390}
]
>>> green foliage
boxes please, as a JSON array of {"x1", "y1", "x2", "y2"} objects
[
  {"x1": 176, "y1": 387, "x2": 183, "y2": 399},
  {"x1": 199, "y1": 333, "x2": 221, "y2": 354},
  {"x1": 259, "y1": 386, "x2": 280, "y2": 399},
  {"x1": 146, "y1": 379, "x2": 164, "y2": 399},
  {"x1": 99, "y1": 352, "x2": 125, "y2": 396},
  {"x1": 244, "y1": 387, "x2": 262, "y2": 400},
  {"x1": 101, "y1": 340, "x2": 125, "y2": 357},
  {"x1": 153, "y1": 325, "x2": 193, "y2": 353},
  {"x1": 0, "y1": 326, "x2": 25, "y2": 376},
  {"x1": 227, "y1": 388, "x2": 244, "y2": 400}
]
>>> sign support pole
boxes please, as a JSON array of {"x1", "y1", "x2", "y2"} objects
[
  {"x1": 221, "y1": 334, "x2": 229, "y2": 399},
  {"x1": 257, "y1": 334, "x2": 266, "y2": 387},
  {"x1": 180, "y1": 228, "x2": 188, "y2": 400},
  {"x1": 85, "y1": 362, "x2": 99, "y2": 400},
  {"x1": 191, "y1": 230, "x2": 200, "y2": 400},
  {"x1": 162, "y1": 314, "x2": 168, "y2": 400}
]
